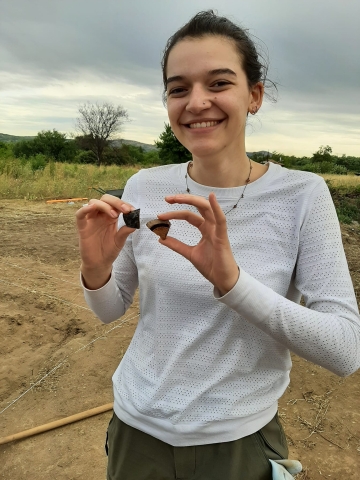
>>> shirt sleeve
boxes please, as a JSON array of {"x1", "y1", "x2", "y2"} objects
[
  {"x1": 215, "y1": 179, "x2": 360, "y2": 377},
  {"x1": 81, "y1": 174, "x2": 140, "y2": 324}
]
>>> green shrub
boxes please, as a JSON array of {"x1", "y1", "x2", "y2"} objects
[
  {"x1": 336, "y1": 200, "x2": 360, "y2": 224},
  {"x1": 74, "y1": 150, "x2": 98, "y2": 164},
  {"x1": 13, "y1": 140, "x2": 36, "y2": 159},
  {"x1": 326, "y1": 182, "x2": 360, "y2": 224},
  {"x1": 334, "y1": 154, "x2": 360, "y2": 172},
  {"x1": 301, "y1": 162, "x2": 336, "y2": 174},
  {"x1": 103, "y1": 146, "x2": 134, "y2": 165},
  {"x1": 318, "y1": 161, "x2": 335, "y2": 173},
  {"x1": 29, "y1": 154, "x2": 47, "y2": 171},
  {"x1": 12, "y1": 130, "x2": 78, "y2": 162},
  {"x1": 301, "y1": 163, "x2": 321, "y2": 173},
  {"x1": 331, "y1": 164, "x2": 347, "y2": 175},
  {"x1": 125, "y1": 145, "x2": 145, "y2": 163},
  {"x1": 0, "y1": 141, "x2": 13, "y2": 159},
  {"x1": 142, "y1": 150, "x2": 160, "y2": 165}
]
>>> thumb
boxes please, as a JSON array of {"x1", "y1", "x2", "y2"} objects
[
  {"x1": 158, "y1": 236, "x2": 192, "y2": 262},
  {"x1": 114, "y1": 225, "x2": 136, "y2": 250}
]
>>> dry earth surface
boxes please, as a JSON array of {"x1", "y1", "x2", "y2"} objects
[{"x1": 0, "y1": 200, "x2": 359, "y2": 480}]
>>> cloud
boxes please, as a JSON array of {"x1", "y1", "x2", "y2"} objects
[
  {"x1": 0, "y1": 70, "x2": 167, "y2": 142},
  {"x1": 0, "y1": 0, "x2": 359, "y2": 155}
]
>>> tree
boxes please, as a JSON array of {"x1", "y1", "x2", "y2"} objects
[
  {"x1": 155, "y1": 123, "x2": 192, "y2": 164},
  {"x1": 312, "y1": 145, "x2": 333, "y2": 163},
  {"x1": 13, "y1": 129, "x2": 77, "y2": 162},
  {"x1": 103, "y1": 144, "x2": 136, "y2": 166},
  {"x1": 34, "y1": 130, "x2": 77, "y2": 161},
  {"x1": 335, "y1": 154, "x2": 360, "y2": 173},
  {"x1": 75, "y1": 102, "x2": 129, "y2": 166}
]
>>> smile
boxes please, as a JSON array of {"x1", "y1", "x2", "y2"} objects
[{"x1": 188, "y1": 120, "x2": 222, "y2": 129}]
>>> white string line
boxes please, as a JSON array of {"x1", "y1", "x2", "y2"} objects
[
  {"x1": 69, "y1": 291, "x2": 82, "y2": 303},
  {"x1": 0, "y1": 312, "x2": 140, "y2": 415},
  {"x1": 0, "y1": 270, "x2": 78, "y2": 298},
  {"x1": 0, "y1": 262, "x2": 80, "y2": 287},
  {"x1": 0, "y1": 278, "x2": 91, "y2": 312}
]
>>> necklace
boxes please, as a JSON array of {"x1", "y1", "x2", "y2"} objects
[{"x1": 185, "y1": 157, "x2": 253, "y2": 215}]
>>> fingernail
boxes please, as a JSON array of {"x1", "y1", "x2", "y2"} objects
[{"x1": 110, "y1": 210, "x2": 118, "y2": 218}]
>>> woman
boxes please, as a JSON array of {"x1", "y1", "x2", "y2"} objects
[{"x1": 76, "y1": 11, "x2": 360, "y2": 480}]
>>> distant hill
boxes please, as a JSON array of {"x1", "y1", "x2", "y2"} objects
[
  {"x1": 0, "y1": 132, "x2": 157, "y2": 152},
  {"x1": 0, "y1": 133, "x2": 35, "y2": 142},
  {"x1": 113, "y1": 139, "x2": 158, "y2": 152},
  {"x1": 1, "y1": 132, "x2": 271, "y2": 158}
]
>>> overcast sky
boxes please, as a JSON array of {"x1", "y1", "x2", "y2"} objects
[{"x1": 0, "y1": 0, "x2": 359, "y2": 156}]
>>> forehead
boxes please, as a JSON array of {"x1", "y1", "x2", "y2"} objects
[{"x1": 166, "y1": 35, "x2": 243, "y2": 77}]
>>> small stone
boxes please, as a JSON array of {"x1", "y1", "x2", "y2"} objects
[{"x1": 123, "y1": 209, "x2": 140, "y2": 229}]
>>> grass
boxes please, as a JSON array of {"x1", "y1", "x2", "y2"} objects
[
  {"x1": 320, "y1": 173, "x2": 360, "y2": 187},
  {"x1": 0, "y1": 160, "x2": 140, "y2": 200},
  {"x1": 0, "y1": 159, "x2": 359, "y2": 224},
  {"x1": 328, "y1": 190, "x2": 360, "y2": 224},
  {"x1": 322, "y1": 176, "x2": 360, "y2": 224}
]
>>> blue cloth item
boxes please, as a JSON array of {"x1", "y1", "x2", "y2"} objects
[{"x1": 270, "y1": 459, "x2": 303, "y2": 479}]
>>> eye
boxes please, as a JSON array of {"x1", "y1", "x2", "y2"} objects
[
  {"x1": 168, "y1": 87, "x2": 187, "y2": 96},
  {"x1": 212, "y1": 80, "x2": 231, "y2": 88}
]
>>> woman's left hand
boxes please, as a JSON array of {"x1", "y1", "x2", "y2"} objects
[{"x1": 158, "y1": 192, "x2": 239, "y2": 296}]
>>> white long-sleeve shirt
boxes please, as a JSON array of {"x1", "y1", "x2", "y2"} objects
[{"x1": 82, "y1": 162, "x2": 360, "y2": 446}]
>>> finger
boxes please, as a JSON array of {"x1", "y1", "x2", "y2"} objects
[
  {"x1": 209, "y1": 193, "x2": 228, "y2": 237},
  {"x1": 85, "y1": 198, "x2": 131, "y2": 219},
  {"x1": 99, "y1": 194, "x2": 134, "y2": 214},
  {"x1": 114, "y1": 225, "x2": 136, "y2": 250},
  {"x1": 76, "y1": 203, "x2": 100, "y2": 229},
  {"x1": 157, "y1": 210, "x2": 205, "y2": 229},
  {"x1": 158, "y1": 235, "x2": 193, "y2": 262},
  {"x1": 164, "y1": 194, "x2": 215, "y2": 222},
  {"x1": 76, "y1": 203, "x2": 95, "y2": 220}
]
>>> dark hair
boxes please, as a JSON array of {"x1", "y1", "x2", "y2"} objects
[{"x1": 161, "y1": 10, "x2": 276, "y2": 102}]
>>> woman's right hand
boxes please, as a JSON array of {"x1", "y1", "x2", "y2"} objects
[{"x1": 76, "y1": 195, "x2": 136, "y2": 289}]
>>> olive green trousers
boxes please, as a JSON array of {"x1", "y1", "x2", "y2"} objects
[{"x1": 106, "y1": 412, "x2": 288, "y2": 480}]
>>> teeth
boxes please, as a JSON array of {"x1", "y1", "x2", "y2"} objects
[{"x1": 189, "y1": 121, "x2": 220, "y2": 129}]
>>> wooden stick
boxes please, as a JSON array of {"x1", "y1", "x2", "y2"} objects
[
  {"x1": 46, "y1": 197, "x2": 88, "y2": 204},
  {"x1": 0, "y1": 403, "x2": 113, "y2": 445}
]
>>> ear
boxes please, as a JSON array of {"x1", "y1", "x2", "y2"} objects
[{"x1": 248, "y1": 82, "x2": 264, "y2": 113}]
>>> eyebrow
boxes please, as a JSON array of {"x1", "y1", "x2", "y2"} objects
[{"x1": 166, "y1": 68, "x2": 237, "y2": 87}]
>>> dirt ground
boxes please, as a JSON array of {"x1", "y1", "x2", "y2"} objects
[{"x1": 0, "y1": 199, "x2": 359, "y2": 480}]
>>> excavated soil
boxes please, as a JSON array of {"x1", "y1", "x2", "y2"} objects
[{"x1": 0, "y1": 200, "x2": 359, "y2": 480}]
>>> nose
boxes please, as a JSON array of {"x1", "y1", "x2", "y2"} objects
[{"x1": 185, "y1": 85, "x2": 211, "y2": 114}]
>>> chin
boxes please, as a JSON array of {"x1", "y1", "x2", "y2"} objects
[{"x1": 186, "y1": 141, "x2": 226, "y2": 159}]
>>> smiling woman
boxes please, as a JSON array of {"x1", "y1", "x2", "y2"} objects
[
  {"x1": 165, "y1": 35, "x2": 264, "y2": 177},
  {"x1": 76, "y1": 10, "x2": 360, "y2": 480}
]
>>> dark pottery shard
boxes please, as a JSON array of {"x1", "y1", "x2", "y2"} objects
[
  {"x1": 146, "y1": 219, "x2": 171, "y2": 240},
  {"x1": 123, "y1": 209, "x2": 140, "y2": 229}
]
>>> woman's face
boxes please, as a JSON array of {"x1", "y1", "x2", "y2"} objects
[{"x1": 166, "y1": 35, "x2": 263, "y2": 159}]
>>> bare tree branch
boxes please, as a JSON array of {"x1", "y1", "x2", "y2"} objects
[{"x1": 75, "y1": 102, "x2": 129, "y2": 165}]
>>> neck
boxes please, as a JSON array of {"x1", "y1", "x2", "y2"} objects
[{"x1": 188, "y1": 152, "x2": 267, "y2": 188}]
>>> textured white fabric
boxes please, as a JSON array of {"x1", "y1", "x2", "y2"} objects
[
  {"x1": 269, "y1": 459, "x2": 303, "y2": 479},
  {"x1": 82, "y1": 162, "x2": 360, "y2": 446}
]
